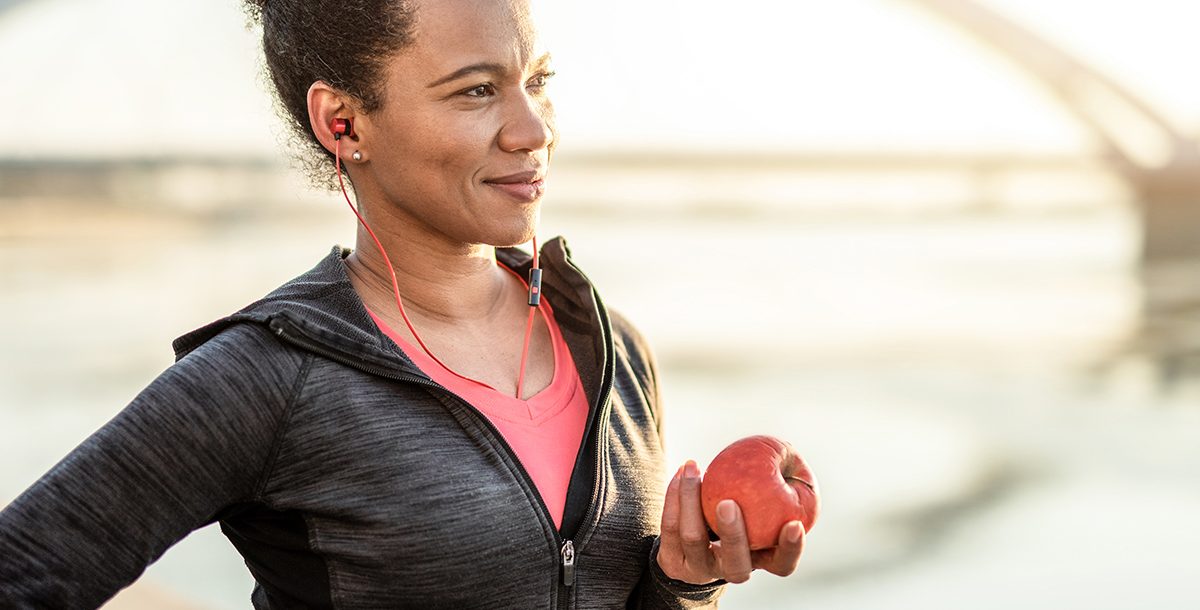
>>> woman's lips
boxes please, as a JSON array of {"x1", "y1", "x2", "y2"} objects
[{"x1": 484, "y1": 176, "x2": 546, "y2": 202}]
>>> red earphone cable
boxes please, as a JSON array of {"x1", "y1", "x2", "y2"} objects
[{"x1": 335, "y1": 135, "x2": 540, "y2": 398}]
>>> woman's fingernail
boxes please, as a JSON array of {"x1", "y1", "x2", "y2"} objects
[
  {"x1": 684, "y1": 461, "x2": 700, "y2": 480},
  {"x1": 787, "y1": 522, "x2": 803, "y2": 544},
  {"x1": 717, "y1": 500, "x2": 737, "y2": 524}
]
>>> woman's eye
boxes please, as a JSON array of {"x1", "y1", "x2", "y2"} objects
[
  {"x1": 528, "y1": 71, "x2": 556, "y2": 89},
  {"x1": 464, "y1": 84, "x2": 495, "y2": 98}
]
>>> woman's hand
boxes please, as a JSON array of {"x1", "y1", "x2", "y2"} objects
[{"x1": 657, "y1": 461, "x2": 805, "y2": 585}]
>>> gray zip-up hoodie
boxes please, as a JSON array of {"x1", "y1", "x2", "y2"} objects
[{"x1": 0, "y1": 238, "x2": 725, "y2": 609}]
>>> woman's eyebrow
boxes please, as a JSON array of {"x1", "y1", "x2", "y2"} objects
[
  {"x1": 426, "y1": 53, "x2": 553, "y2": 89},
  {"x1": 427, "y1": 62, "x2": 508, "y2": 88}
]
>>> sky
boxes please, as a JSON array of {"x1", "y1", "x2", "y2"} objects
[{"x1": 0, "y1": 0, "x2": 1198, "y2": 159}]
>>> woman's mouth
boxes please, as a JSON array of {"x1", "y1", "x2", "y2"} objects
[{"x1": 484, "y1": 170, "x2": 546, "y2": 202}]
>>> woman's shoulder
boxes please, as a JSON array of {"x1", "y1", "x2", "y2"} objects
[
  {"x1": 608, "y1": 307, "x2": 654, "y2": 365},
  {"x1": 176, "y1": 319, "x2": 303, "y2": 367},
  {"x1": 164, "y1": 321, "x2": 313, "y2": 413},
  {"x1": 606, "y1": 307, "x2": 666, "y2": 418}
]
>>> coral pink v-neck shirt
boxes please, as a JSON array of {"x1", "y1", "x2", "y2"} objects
[{"x1": 367, "y1": 302, "x2": 589, "y2": 530}]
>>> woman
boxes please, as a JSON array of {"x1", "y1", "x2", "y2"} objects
[{"x1": 0, "y1": 0, "x2": 804, "y2": 606}]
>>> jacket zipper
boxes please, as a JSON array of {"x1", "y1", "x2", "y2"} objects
[
  {"x1": 560, "y1": 540, "x2": 576, "y2": 586},
  {"x1": 269, "y1": 311, "x2": 616, "y2": 602},
  {"x1": 552, "y1": 262, "x2": 617, "y2": 608}
]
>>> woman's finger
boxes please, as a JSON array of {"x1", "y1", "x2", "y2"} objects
[
  {"x1": 710, "y1": 499, "x2": 753, "y2": 583},
  {"x1": 678, "y1": 461, "x2": 716, "y2": 577},
  {"x1": 752, "y1": 520, "x2": 805, "y2": 577}
]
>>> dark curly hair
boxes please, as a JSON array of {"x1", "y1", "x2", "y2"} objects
[{"x1": 244, "y1": 0, "x2": 418, "y2": 187}]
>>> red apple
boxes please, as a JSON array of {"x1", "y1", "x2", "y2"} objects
[{"x1": 700, "y1": 435, "x2": 820, "y2": 550}]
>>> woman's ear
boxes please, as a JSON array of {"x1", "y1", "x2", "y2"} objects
[{"x1": 307, "y1": 81, "x2": 359, "y2": 155}]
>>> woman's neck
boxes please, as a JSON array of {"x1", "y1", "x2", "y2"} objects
[{"x1": 344, "y1": 224, "x2": 516, "y2": 326}]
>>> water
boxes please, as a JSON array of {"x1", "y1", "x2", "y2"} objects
[{"x1": 3, "y1": 201, "x2": 1199, "y2": 609}]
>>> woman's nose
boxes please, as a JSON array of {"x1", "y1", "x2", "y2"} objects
[{"x1": 498, "y1": 95, "x2": 555, "y2": 154}]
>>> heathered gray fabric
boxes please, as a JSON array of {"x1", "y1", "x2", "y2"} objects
[{"x1": 0, "y1": 238, "x2": 724, "y2": 609}]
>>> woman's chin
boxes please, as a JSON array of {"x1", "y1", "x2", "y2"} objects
[
  {"x1": 485, "y1": 214, "x2": 541, "y2": 248},
  {"x1": 490, "y1": 230, "x2": 539, "y2": 249},
  {"x1": 446, "y1": 204, "x2": 540, "y2": 249}
]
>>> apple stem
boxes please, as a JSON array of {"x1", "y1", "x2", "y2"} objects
[{"x1": 784, "y1": 475, "x2": 816, "y2": 491}]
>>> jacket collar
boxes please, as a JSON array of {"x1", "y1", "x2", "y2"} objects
[{"x1": 171, "y1": 237, "x2": 609, "y2": 401}]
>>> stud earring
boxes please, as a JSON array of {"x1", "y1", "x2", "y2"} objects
[{"x1": 352, "y1": 151, "x2": 363, "y2": 161}]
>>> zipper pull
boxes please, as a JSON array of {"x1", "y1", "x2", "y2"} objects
[{"x1": 561, "y1": 540, "x2": 576, "y2": 587}]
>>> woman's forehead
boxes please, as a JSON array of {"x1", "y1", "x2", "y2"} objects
[{"x1": 407, "y1": 0, "x2": 543, "y2": 68}]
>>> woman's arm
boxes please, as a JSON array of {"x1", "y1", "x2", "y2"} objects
[
  {"x1": 611, "y1": 311, "x2": 803, "y2": 608},
  {"x1": 607, "y1": 311, "x2": 726, "y2": 609},
  {"x1": 0, "y1": 325, "x2": 305, "y2": 608}
]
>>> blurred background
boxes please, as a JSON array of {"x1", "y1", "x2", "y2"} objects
[{"x1": 2, "y1": 0, "x2": 1200, "y2": 607}]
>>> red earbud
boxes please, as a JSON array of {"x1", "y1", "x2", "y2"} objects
[{"x1": 330, "y1": 117, "x2": 355, "y2": 140}]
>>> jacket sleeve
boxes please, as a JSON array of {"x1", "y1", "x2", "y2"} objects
[
  {"x1": 631, "y1": 538, "x2": 725, "y2": 609},
  {"x1": 610, "y1": 311, "x2": 726, "y2": 609},
  {"x1": 0, "y1": 325, "x2": 305, "y2": 609}
]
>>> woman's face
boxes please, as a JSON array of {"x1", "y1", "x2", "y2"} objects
[{"x1": 358, "y1": 0, "x2": 556, "y2": 249}]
